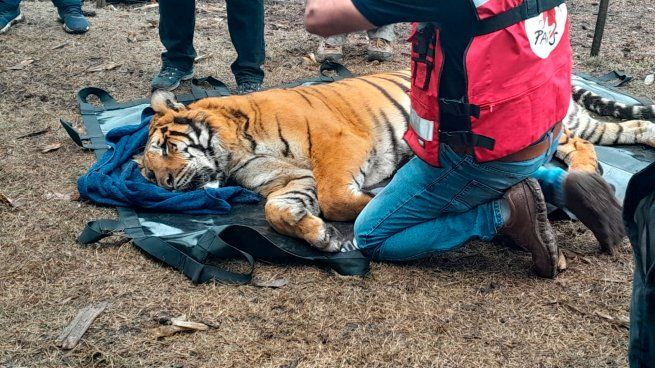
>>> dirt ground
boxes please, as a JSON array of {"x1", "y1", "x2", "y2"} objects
[{"x1": 1, "y1": 0, "x2": 654, "y2": 367}]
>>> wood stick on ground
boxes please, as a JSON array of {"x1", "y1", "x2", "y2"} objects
[{"x1": 56, "y1": 302, "x2": 109, "y2": 350}]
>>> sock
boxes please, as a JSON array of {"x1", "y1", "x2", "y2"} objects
[
  {"x1": 531, "y1": 167, "x2": 567, "y2": 208},
  {"x1": 499, "y1": 198, "x2": 511, "y2": 224}
]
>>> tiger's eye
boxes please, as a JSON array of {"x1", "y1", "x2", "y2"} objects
[{"x1": 147, "y1": 170, "x2": 156, "y2": 181}]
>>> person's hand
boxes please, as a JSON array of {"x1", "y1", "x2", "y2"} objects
[{"x1": 304, "y1": 0, "x2": 376, "y2": 37}]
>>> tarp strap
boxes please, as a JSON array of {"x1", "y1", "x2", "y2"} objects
[
  {"x1": 78, "y1": 219, "x2": 124, "y2": 244},
  {"x1": 132, "y1": 235, "x2": 254, "y2": 285}
]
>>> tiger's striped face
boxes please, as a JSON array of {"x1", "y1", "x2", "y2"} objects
[{"x1": 139, "y1": 91, "x2": 229, "y2": 191}]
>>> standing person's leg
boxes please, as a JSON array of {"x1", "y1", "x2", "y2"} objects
[
  {"x1": 0, "y1": 0, "x2": 24, "y2": 34},
  {"x1": 316, "y1": 34, "x2": 347, "y2": 63},
  {"x1": 51, "y1": 0, "x2": 89, "y2": 34},
  {"x1": 226, "y1": 0, "x2": 265, "y2": 94},
  {"x1": 151, "y1": 0, "x2": 196, "y2": 91},
  {"x1": 366, "y1": 24, "x2": 394, "y2": 61},
  {"x1": 353, "y1": 129, "x2": 564, "y2": 277}
]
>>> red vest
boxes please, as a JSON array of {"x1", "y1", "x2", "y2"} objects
[{"x1": 405, "y1": 0, "x2": 573, "y2": 167}]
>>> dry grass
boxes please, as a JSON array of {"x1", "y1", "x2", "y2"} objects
[{"x1": 0, "y1": 0, "x2": 653, "y2": 367}]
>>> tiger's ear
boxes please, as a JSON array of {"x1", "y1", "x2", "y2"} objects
[{"x1": 151, "y1": 90, "x2": 186, "y2": 114}]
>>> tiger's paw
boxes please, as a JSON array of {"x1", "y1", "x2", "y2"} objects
[{"x1": 312, "y1": 224, "x2": 345, "y2": 253}]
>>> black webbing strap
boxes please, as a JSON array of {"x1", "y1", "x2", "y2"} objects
[
  {"x1": 77, "y1": 87, "x2": 122, "y2": 112},
  {"x1": 78, "y1": 220, "x2": 255, "y2": 284},
  {"x1": 439, "y1": 131, "x2": 496, "y2": 150},
  {"x1": 277, "y1": 61, "x2": 355, "y2": 89},
  {"x1": 474, "y1": 0, "x2": 565, "y2": 36},
  {"x1": 190, "y1": 77, "x2": 231, "y2": 99},
  {"x1": 132, "y1": 233, "x2": 254, "y2": 285},
  {"x1": 439, "y1": 98, "x2": 481, "y2": 119},
  {"x1": 71, "y1": 87, "x2": 124, "y2": 154},
  {"x1": 78, "y1": 219, "x2": 124, "y2": 244}
]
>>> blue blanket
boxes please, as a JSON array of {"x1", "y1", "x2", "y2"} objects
[{"x1": 77, "y1": 108, "x2": 261, "y2": 215}]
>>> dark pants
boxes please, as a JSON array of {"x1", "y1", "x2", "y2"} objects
[
  {"x1": 158, "y1": 0, "x2": 265, "y2": 85},
  {"x1": 0, "y1": 0, "x2": 79, "y2": 11},
  {"x1": 624, "y1": 162, "x2": 655, "y2": 367}
]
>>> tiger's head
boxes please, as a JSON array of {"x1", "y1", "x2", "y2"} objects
[{"x1": 136, "y1": 91, "x2": 231, "y2": 191}]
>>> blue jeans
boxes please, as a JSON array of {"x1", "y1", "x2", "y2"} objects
[{"x1": 354, "y1": 129, "x2": 565, "y2": 261}]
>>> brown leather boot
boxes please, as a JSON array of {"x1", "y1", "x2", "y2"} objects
[
  {"x1": 498, "y1": 178, "x2": 565, "y2": 278},
  {"x1": 564, "y1": 171, "x2": 626, "y2": 255}
]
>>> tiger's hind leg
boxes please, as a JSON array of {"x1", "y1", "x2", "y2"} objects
[{"x1": 555, "y1": 129, "x2": 598, "y2": 172}]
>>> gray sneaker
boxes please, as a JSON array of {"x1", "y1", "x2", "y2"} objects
[
  {"x1": 150, "y1": 65, "x2": 193, "y2": 91},
  {"x1": 236, "y1": 81, "x2": 262, "y2": 95},
  {"x1": 367, "y1": 38, "x2": 393, "y2": 62}
]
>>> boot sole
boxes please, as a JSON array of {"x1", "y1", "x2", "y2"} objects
[
  {"x1": 523, "y1": 178, "x2": 562, "y2": 278},
  {"x1": 367, "y1": 51, "x2": 393, "y2": 62},
  {"x1": 57, "y1": 15, "x2": 89, "y2": 34},
  {"x1": 564, "y1": 171, "x2": 626, "y2": 255},
  {"x1": 0, "y1": 12, "x2": 24, "y2": 34},
  {"x1": 63, "y1": 23, "x2": 89, "y2": 34}
]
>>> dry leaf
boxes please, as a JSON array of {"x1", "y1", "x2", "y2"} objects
[
  {"x1": 153, "y1": 315, "x2": 209, "y2": 339},
  {"x1": 127, "y1": 32, "x2": 137, "y2": 43},
  {"x1": 86, "y1": 63, "x2": 121, "y2": 73},
  {"x1": 44, "y1": 192, "x2": 73, "y2": 201},
  {"x1": 0, "y1": 193, "x2": 15, "y2": 208},
  {"x1": 82, "y1": 9, "x2": 97, "y2": 17},
  {"x1": 645, "y1": 74, "x2": 654, "y2": 86},
  {"x1": 153, "y1": 325, "x2": 186, "y2": 339},
  {"x1": 171, "y1": 316, "x2": 209, "y2": 331},
  {"x1": 7, "y1": 59, "x2": 35, "y2": 70},
  {"x1": 41, "y1": 143, "x2": 62, "y2": 153},
  {"x1": 17, "y1": 126, "x2": 51, "y2": 139},
  {"x1": 134, "y1": 3, "x2": 159, "y2": 11},
  {"x1": 252, "y1": 278, "x2": 288, "y2": 288},
  {"x1": 146, "y1": 19, "x2": 158, "y2": 28},
  {"x1": 51, "y1": 41, "x2": 70, "y2": 50},
  {"x1": 194, "y1": 53, "x2": 213, "y2": 63}
]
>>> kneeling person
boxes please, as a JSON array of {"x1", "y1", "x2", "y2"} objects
[{"x1": 305, "y1": 0, "x2": 623, "y2": 277}]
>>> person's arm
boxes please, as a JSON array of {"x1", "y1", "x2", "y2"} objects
[
  {"x1": 305, "y1": 0, "x2": 452, "y2": 37},
  {"x1": 304, "y1": 0, "x2": 376, "y2": 37}
]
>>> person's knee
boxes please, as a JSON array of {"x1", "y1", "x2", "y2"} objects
[{"x1": 353, "y1": 209, "x2": 383, "y2": 251}]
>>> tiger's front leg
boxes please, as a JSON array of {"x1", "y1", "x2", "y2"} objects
[
  {"x1": 230, "y1": 156, "x2": 346, "y2": 252},
  {"x1": 265, "y1": 182, "x2": 345, "y2": 252}
]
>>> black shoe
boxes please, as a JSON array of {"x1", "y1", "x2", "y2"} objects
[{"x1": 151, "y1": 65, "x2": 193, "y2": 91}]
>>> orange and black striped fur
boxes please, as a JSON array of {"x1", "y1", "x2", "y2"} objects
[{"x1": 138, "y1": 70, "x2": 655, "y2": 251}]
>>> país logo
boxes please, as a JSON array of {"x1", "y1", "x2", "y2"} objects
[{"x1": 524, "y1": 4, "x2": 567, "y2": 59}]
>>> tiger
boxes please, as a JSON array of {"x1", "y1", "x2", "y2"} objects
[{"x1": 137, "y1": 69, "x2": 655, "y2": 252}]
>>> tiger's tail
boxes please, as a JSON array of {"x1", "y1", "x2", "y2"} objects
[{"x1": 572, "y1": 85, "x2": 655, "y2": 120}]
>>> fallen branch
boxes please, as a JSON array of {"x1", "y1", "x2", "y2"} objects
[{"x1": 56, "y1": 302, "x2": 109, "y2": 350}]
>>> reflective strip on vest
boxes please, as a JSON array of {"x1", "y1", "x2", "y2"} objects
[{"x1": 409, "y1": 108, "x2": 435, "y2": 141}]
